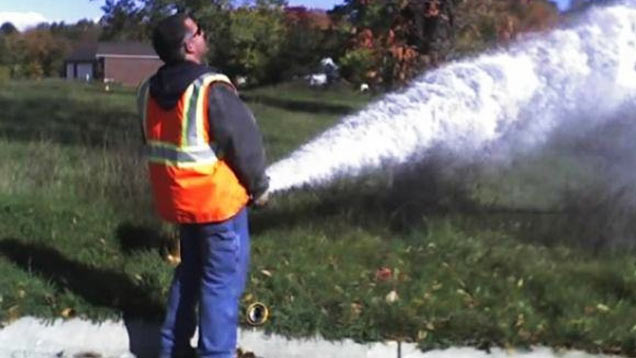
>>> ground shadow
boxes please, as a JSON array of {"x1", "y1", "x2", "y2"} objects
[
  {"x1": 116, "y1": 222, "x2": 168, "y2": 255},
  {"x1": 123, "y1": 315, "x2": 163, "y2": 358},
  {"x1": 0, "y1": 238, "x2": 167, "y2": 356},
  {"x1": 0, "y1": 238, "x2": 164, "y2": 319}
]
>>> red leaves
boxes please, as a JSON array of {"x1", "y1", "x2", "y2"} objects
[
  {"x1": 375, "y1": 266, "x2": 393, "y2": 281},
  {"x1": 341, "y1": 0, "x2": 453, "y2": 86}
]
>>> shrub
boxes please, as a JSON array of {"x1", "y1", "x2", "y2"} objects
[
  {"x1": 23, "y1": 62, "x2": 44, "y2": 79},
  {"x1": 338, "y1": 48, "x2": 375, "y2": 85}
]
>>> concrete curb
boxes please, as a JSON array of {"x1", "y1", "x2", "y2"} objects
[{"x1": 0, "y1": 317, "x2": 622, "y2": 358}]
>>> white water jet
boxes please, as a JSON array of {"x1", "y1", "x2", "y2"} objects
[{"x1": 266, "y1": 1, "x2": 636, "y2": 194}]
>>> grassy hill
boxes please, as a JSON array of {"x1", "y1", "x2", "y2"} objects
[{"x1": 0, "y1": 79, "x2": 635, "y2": 355}]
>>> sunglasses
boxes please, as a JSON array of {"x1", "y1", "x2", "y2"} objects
[
  {"x1": 183, "y1": 24, "x2": 204, "y2": 42},
  {"x1": 193, "y1": 25, "x2": 204, "y2": 38}
]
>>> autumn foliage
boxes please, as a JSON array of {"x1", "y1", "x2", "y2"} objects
[
  {"x1": 0, "y1": 20, "x2": 99, "y2": 79},
  {"x1": 454, "y1": 0, "x2": 559, "y2": 53},
  {"x1": 332, "y1": 0, "x2": 559, "y2": 88},
  {"x1": 0, "y1": 0, "x2": 560, "y2": 86}
]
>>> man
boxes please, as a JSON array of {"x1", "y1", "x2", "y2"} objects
[{"x1": 137, "y1": 13, "x2": 269, "y2": 358}]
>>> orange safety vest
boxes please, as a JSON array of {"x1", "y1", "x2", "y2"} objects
[{"x1": 137, "y1": 73, "x2": 249, "y2": 223}]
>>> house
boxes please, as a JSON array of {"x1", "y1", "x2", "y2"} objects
[{"x1": 65, "y1": 41, "x2": 163, "y2": 86}]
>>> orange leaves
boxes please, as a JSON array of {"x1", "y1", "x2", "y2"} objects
[
  {"x1": 519, "y1": 1, "x2": 559, "y2": 32},
  {"x1": 389, "y1": 45, "x2": 418, "y2": 62},
  {"x1": 375, "y1": 266, "x2": 393, "y2": 281},
  {"x1": 349, "y1": 25, "x2": 426, "y2": 84},
  {"x1": 60, "y1": 307, "x2": 76, "y2": 318},
  {"x1": 497, "y1": 15, "x2": 517, "y2": 42},
  {"x1": 353, "y1": 28, "x2": 375, "y2": 49},
  {"x1": 388, "y1": 44, "x2": 425, "y2": 82},
  {"x1": 453, "y1": 0, "x2": 559, "y2": 53},
  {"x1": 340, "y1": 0, "x2": 458, "y2": 86}
]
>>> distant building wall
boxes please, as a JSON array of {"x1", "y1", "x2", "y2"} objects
[
  {"x1": 103, "y1": 57, "x2": 163, "y2": 86},
  {"x1": 66, "y1": 63, "x2": 74, "y2": 79},
  {"x1": 77, "y1": 63, "x2": 94, "y2": 81},
  {"x1": 65, "y1": 61, "x2": 95, "y2": 81}
]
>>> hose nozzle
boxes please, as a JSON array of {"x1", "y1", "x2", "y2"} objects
[{"x1": 246, "y1": 302, "x2": 269, "y2": 326}]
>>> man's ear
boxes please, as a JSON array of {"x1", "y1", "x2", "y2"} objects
[{"x1": 183, "y1": 41, "x2": 194, "y2": 54}]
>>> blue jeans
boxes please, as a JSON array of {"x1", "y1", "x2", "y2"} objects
[{"x1": 159, "y1": 208, "x2": 250, "y2": 358}]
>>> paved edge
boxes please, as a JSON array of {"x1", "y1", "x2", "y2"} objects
[{"x1": 0, "y1": 317, "x2": 623, "y2": 358}]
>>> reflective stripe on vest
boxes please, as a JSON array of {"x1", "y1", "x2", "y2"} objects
[
  {"x1": 144, "y1": 141, "x2": 218, "y2": 167},
  {"x1": 138, "y1": 73, "x2": 232, "y2": 167}
]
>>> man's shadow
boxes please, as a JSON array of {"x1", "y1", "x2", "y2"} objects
[
  {"x1": 123, "y1": 316, "x2": 163, "y2": 357},
  {"x1": 0, "y1": 238, "x2": 165, "y2": 357}
]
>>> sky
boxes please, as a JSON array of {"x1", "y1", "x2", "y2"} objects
[{"x1": 0, "y1": 0, "x2": 572, "y2": 31}]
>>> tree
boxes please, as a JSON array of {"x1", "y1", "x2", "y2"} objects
[
  {"x1": 452, "y1": 0, "x2": 558, "y2": 56},
  {"x1": 21, "y1": 28, "x2": 71, "y2": 77},
  {"x1": 96, "y1": 0, "x2": 347, "y2": 85},
  {"x1": 49, "y1": 20, "x2": 101, "y2": 43},
  {"x1": 0, "y1": 23, "x2": 78, "y2": 79},
  {"x1": 277, "y1": 7, "x2": 346, "y2": 81},
  {"x1": 2, "y1": 32, "x2": 27, "y2": 78},
  {"x1": 99, "y1": 0, "x2": 148, "y2": 40},
  {"x1": 332, "y1": 0, "x2": 559, "y2": 88},
  {"x1": 331, "y1": 0, "x2": 460, "y2": 88},
  {"x1": 216, "y1": 3, "x2": 288, "y2": 84},
  {"x1": 98, "y1": 0, "x2": 237, "y2": 41},
  {"x1": 0, "y1": 34, "x2": 9, "y2": 65},
  {"x1": 1, "y1": 22, "x2": 18, "y2": 35}
]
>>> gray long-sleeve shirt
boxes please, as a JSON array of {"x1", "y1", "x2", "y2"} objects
[{"x1": 208, "y1": 83, "x2": 269, "y2": 200}]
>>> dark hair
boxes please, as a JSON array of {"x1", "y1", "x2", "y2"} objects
[{"x1": 152, "y1": 13, "x2": 190, "y2": 65}]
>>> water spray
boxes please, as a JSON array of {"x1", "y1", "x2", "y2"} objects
[{"x1": 265, "y1": 2, "x2": 636, "y2": 195}]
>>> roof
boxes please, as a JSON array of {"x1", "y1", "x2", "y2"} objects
[
  {"x1": 66, "y1": 41, "x2": 158, "y2": 62},
  {"x1": 66, "y1": 42, "x2": 99, "y2": 62}
]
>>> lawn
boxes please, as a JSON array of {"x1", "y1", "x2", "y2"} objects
[{"x1": 0, "y1": 79, "x2": 635, "y2": 356}]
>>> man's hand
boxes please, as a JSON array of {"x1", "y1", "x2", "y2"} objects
[{"x1": 252, "y1": 190, "x2": 270, "y2": 207}]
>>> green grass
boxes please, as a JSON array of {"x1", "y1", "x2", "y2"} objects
[{"x1": 1, "y1": 79, "x2": 636, "y2": 356}]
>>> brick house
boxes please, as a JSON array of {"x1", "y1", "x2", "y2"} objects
[{"x1": 65, "y1": 41, "x2": 163, "y2": 86}]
